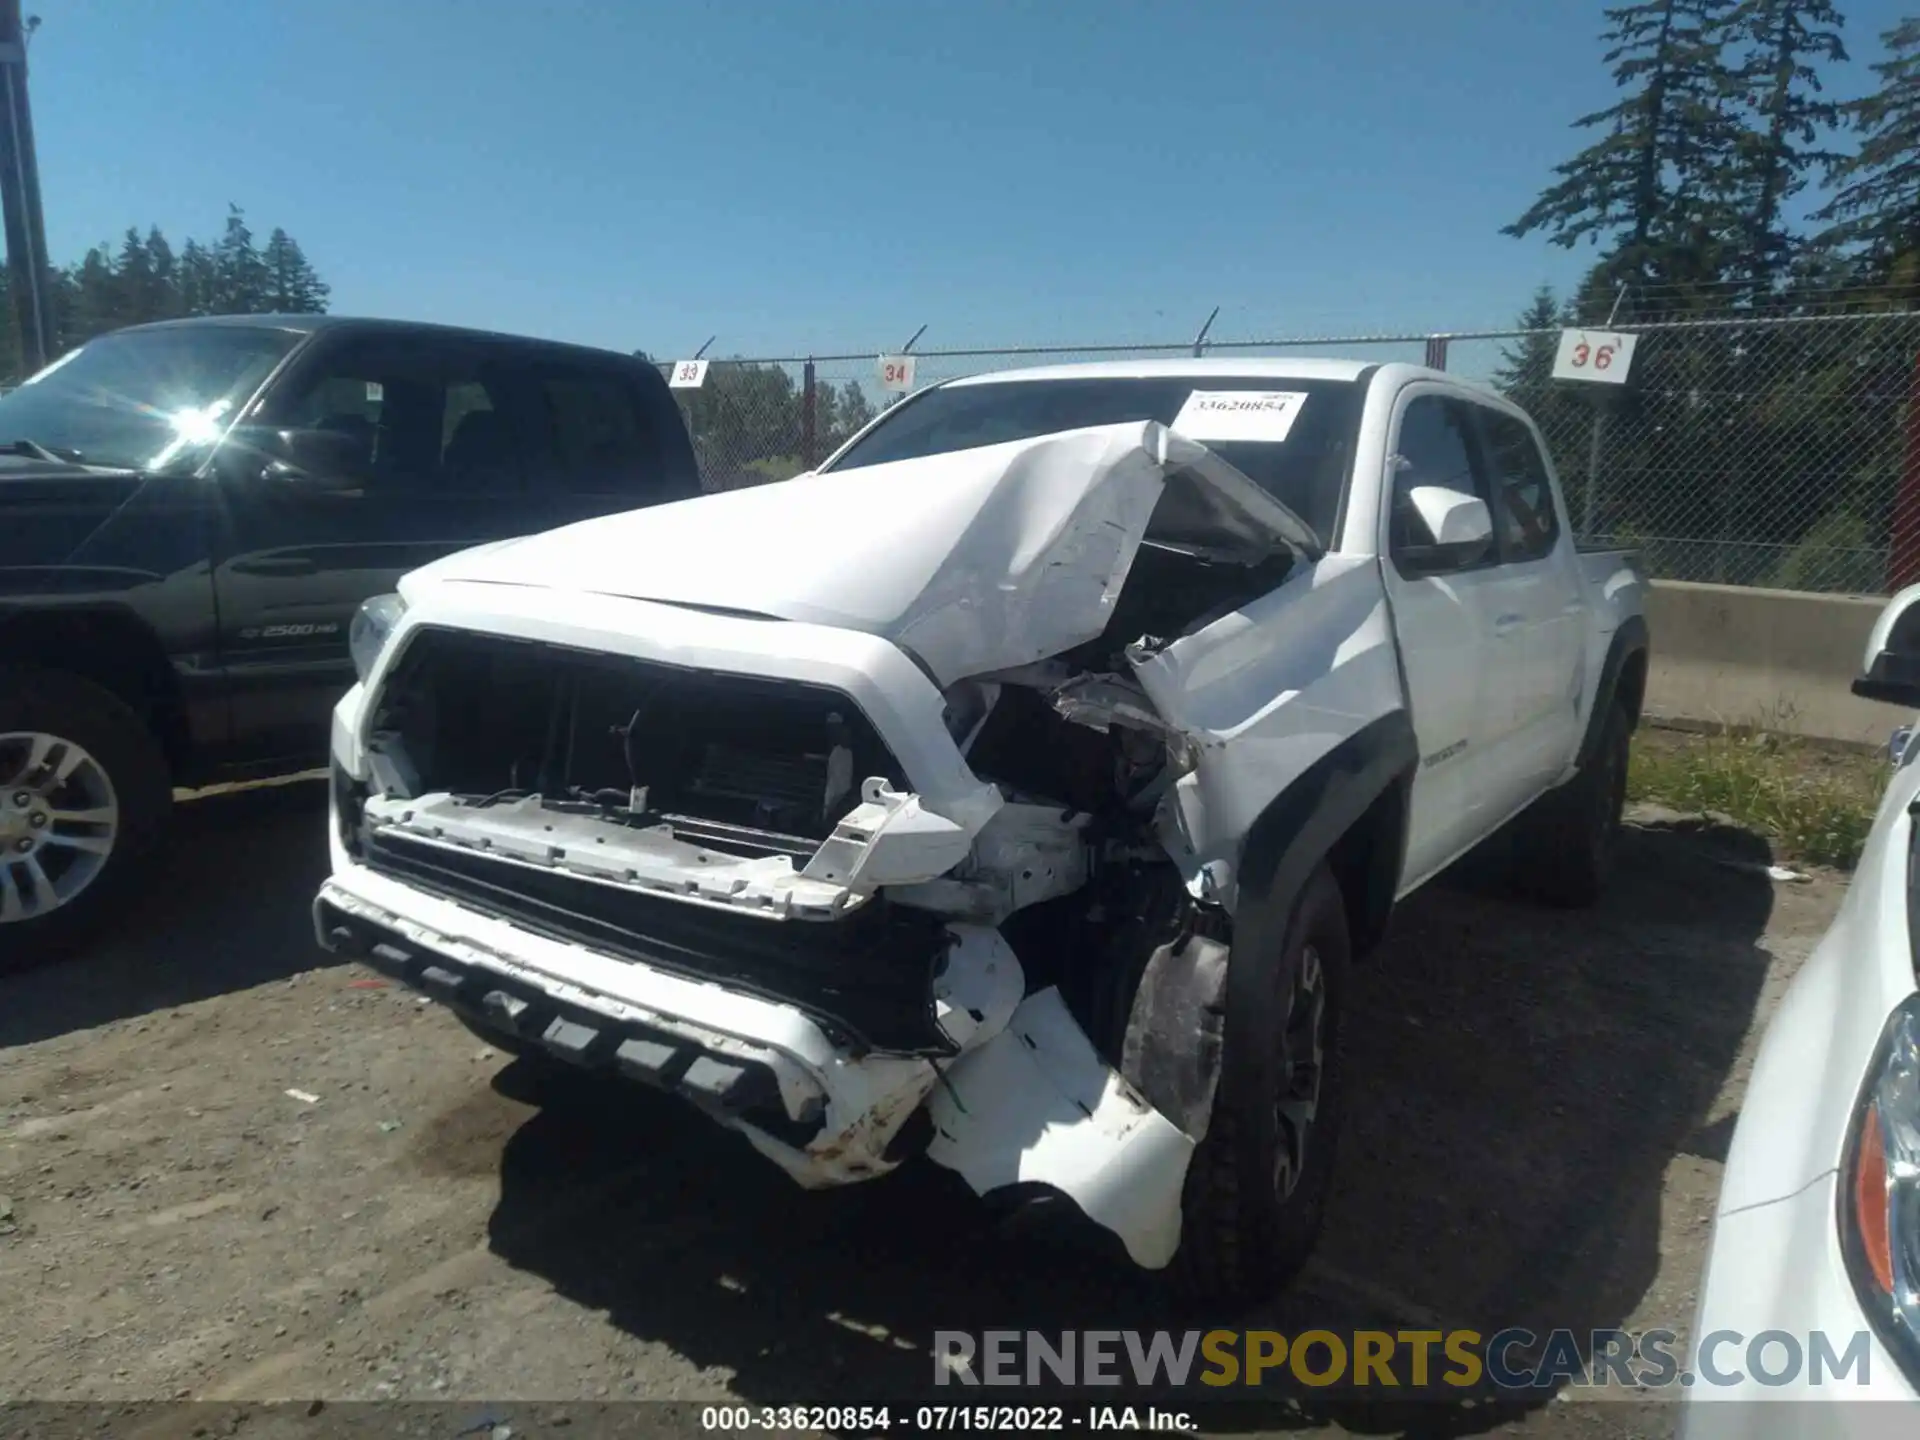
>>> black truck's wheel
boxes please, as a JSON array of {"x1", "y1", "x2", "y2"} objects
[
  {"x1": 1173, "y1": 863, "x2": 1349, "y2": 1302},
  {"x1": 0, "y1": 667, "x2": 172, "y2": 970},
  {"x1": 1513, "y1": 700, "x2": 1631, "y2": 909}
]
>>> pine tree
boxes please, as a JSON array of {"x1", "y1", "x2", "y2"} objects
[
  {"x1": 143, "y1": 228, "x2": 178, "y2": 319},
  {"x1": 1727, "y1": 0, "x2": 1848, "y2": 296},
  {"x1": 67, "y1": 244, "x2": 120, "y2": 343},
  {"x1": 212, "y1": 203, "x2": 269, "y2": 313},
  {"x1": 178, "y1": 240, "x2": 218, "y2": 316},
  {"x1": 1506, "y1": 0, "x2": 1746, "y2": 294},
  {"x1": 1494, "y1": 287, "x2": 1567, "y2": 407},
  {"x1": 1815, "y1": 18, "x2": 1920, "y2": 292},
  {"x1": 261, "y1": 227, "x2": 329, "y2": 313},
  {"x1": 114, "y1": 226, "x2": 164, "y2": 326}
]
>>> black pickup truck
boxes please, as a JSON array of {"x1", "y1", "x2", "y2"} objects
[{"x1": 0, "y1": 314, "x2": 702, "y2": 964}]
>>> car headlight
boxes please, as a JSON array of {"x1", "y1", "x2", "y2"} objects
[
  {"x1": 1841, "y1": 994, "x2": 1920, "y2": 1377},
  {"x1": 348, "y1": 593, "x2": 407, "y2": 684}
]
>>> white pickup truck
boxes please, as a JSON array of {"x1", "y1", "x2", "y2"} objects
[{"x1": 315, "y1": 358, "x2": 1648, "y2": 1299}]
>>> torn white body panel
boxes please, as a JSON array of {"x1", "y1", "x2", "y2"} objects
[
  {"x1": 925, "y1": 987, "x2": 1197, "y2": 1269},
  {"x1": 1128, "y1": 554, "x2": 1404, "y2": 911},
  {"x1": 885, "y1": 802, "x2": 1091, "y2": 924},
  {"x1": 399, "y1": 421, "x2": 1314, "y2": 687}
]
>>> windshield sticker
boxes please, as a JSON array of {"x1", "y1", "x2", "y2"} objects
[{"x1": 1171, "y1": 390, "x2": 1309, "y2": 444}]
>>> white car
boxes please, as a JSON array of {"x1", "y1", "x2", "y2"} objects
[
  {"x1": 1682, "y1": 587, "x2": 1920, "y2": 1429},
  {"x1": 315, "y1": 359, "x2": 1648, "y2": 1298}
]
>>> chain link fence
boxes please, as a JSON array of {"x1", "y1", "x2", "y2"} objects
[{"x1": 659, "y1": 309, "x2": 1920, "y2": 597}]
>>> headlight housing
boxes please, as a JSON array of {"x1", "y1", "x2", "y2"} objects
[
  {"x1": 1840, "y1": 994, "x2": 1920, "y2": 1378},
  {"x1": 348, "y1": 593, "x2": 407, "y2": 684}
]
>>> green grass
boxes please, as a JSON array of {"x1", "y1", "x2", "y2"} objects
[{"x1": 1626, "y1": 726, "x2": 1886, "y2": 870}]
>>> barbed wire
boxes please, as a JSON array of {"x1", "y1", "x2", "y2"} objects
[{"x1": 660, "y1": 308, "x2": 1920, "y2": 598}]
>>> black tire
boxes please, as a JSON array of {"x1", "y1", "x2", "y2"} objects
[
  {"x1": 1173, "y1": 863, "x2": 1349, "y2": 1303},
  {"x1": 0, "y1": 666, "x2": 173, "y2": 970},
  {"x1": 1514, "y1": 700, "x2": 1631, "y2": 909}
]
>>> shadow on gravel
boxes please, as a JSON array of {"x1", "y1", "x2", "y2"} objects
[
  {"x1": 482, "y1": 820, "x2": 1778, "y2": 1436},
  {"x1": 0, "y1": 778, "x2": 336, "y2": 1049}
]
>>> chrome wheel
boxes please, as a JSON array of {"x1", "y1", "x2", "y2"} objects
[
  {"x1": 0, "y1": 731, "x2": 120, "y2": 924},
  {"x1": 1273, "y1": 942, "x2": 1327, "y2": 1201}
]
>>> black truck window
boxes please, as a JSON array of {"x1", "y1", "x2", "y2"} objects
[
  {"x1": 513, "y1": 356, "x2": 688, "y2": 498},
  {"x1": 266, "y1": 336, "x2": 528, "y2": 496},
  {"x1": 261, "y1": 332, "x2": 700, "y2": 504}
]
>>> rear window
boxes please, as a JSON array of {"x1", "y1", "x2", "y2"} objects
[
  {"x1": 823, "y1": 374, "x2": 1366, "y2": 545},
  {"x1": 534, "y1": 368, "x2": 658, "y2": 492}
]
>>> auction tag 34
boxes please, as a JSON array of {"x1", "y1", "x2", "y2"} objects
[{"x1": 878, "y1": 354, "x2": 917, "y2": 391}]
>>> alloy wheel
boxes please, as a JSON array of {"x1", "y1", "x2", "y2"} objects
[{"x1": 0, "y1": 731, "x2": 120, "y2": 923}]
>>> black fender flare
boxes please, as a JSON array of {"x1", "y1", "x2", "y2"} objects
[
  {"x1": 1574, "y1": 615, "x2": 1650, "y2": 770},
  {"x1": 1119, "y1": 710, "x2": 1418, "y2": 1139}
]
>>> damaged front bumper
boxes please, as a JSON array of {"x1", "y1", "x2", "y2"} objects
[
  {"x1": 313, "y1": 865, "x2": 1193, "y2": 1268},
  {"x1": 317, "y1": 585, "x2": 1199, "y2": 1269}
]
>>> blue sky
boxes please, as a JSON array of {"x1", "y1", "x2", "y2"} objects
[{"x1": 23, "y1": 0, "x2": 1917, "y2": 359}]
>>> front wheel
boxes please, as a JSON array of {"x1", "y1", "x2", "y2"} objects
[
  {"x1": 0, "y1": 667, "x2": 173, "y2": 970},
  {"x1": 1172, "y1": 863, "x2": 1349, "y2": 1302}
]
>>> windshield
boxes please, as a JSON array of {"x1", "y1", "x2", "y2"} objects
[
  {"x1": 0, "y1": 324, "x2": 303, "y2": 471},
  {"x1": 824, "y1": 374, "x2": 1368, "y2": 545}
]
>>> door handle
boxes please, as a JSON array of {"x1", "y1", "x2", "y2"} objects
[{"x1": 1493, "y1": 612, "x2": 1526, "y2": 635}]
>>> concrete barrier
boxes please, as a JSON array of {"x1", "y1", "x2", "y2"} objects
[{"x1": 1643, "y1": 579, "x2": 1904, "y2": 747}]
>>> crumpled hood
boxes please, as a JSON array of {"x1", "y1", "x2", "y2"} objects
[{"x1": 405, "y1": 421, "x2": 1312, "y2": 685}]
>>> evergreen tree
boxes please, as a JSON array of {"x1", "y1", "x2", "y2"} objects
[
  {"x1": 1727, "y1": 0, "x2": 1849, "y2": 296},
  {"x1": 178, "y1": 240, "x2": 218, "y2": 317},
  {"x1": 143, "y1": 228, "x2": 178, "y2": 318},
  {"x1": 213, "y1": 203, "x2": 269, "y2": 313},
  {"x1": 1506, "y1": 0, "x2": 1746, "y2": 295},
  {"x1": 1493, "y1": 286, "x2": 1568, "y2": 410},
  {"x1": 0, "y1": 209, "x2": 328, "y2": 373},
  {"x1": 262, "y1": 227, "x2": 329, "y2": 313},
  {"x1": 114, "y1": 226, "x2": 162, "y2": 326},
  {"x1": 1815, "y1": 17, "x2": 1920, "y2": 293},
  {"x1": 67, "y1": 244, "x2": 120, "y2": 343}
]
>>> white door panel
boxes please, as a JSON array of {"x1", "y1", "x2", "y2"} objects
[
  {"x1": 1380, "y1": 386, "x2": 1513, "y2": 886},
  {"x1": 1475, "y1": 406, "x2": 1588, "y2": 795},
  {"x1": 1387, "y1": 568, "x2": 1500, "y2": 882}
]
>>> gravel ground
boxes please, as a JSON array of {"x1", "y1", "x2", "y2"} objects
[{"x1": 0, "y1": 780, "x2": 1846, "y2": 1436}]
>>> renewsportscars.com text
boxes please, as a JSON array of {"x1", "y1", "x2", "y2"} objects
[{"x1": 933, "y1": 1328, "x2": 1874, "y2": 1392}]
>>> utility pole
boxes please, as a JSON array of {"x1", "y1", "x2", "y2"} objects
[{"x1": 0, "y1": 1, "x2": 50, "y2": 375}]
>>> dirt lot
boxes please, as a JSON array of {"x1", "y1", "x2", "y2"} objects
[{"x1": 0, "y1": 779, "x2": 1847, "y2": 1436}]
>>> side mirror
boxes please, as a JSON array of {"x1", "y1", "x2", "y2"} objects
[
  {"x1": 1397, "y1": 485, "x2": 1494, "y2": 575},
  {"x1": 1854, "y1": 582, "x2": 1920, "y2": 708},
  {"x1": 227, "y1": 425, "x2": 368, "y2": 495}
]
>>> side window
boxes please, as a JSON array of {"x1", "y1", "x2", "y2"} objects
[
  {"x1": 523, "y1": 361, "x2": 668, "y2": 496},
  {"x1": 276, "y1": 372, "x2": 384, "y2": 476},
  {"x1": 263, "y1": 338, "x2": 525, "y2": 496},
  {"x1": 1479, "y1": 409, "x2": 1561, "y2": 563},
  {"x1": 1388, "y1": 394, "x2": 1489, "y2": 563}
]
